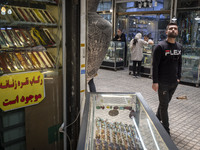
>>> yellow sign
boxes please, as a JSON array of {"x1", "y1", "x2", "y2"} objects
[{"x1": 0, "y1": 72, "x2": 45, "y2": 111}]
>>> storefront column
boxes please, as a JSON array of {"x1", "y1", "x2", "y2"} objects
[{"x1": 63, "y1": 0, "x2": 80, "y2": 149}]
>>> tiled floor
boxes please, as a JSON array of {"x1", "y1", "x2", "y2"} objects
[{"x1": 95, "y1": 68, "x2": 200, "y2": 150}]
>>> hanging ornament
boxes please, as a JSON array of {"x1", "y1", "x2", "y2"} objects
[
  {"x1": 7, "y1": 9, "x2": 12, "y2": 15},
  {"x1": 143, "y1": 1, "x2": 147, "y2": 7},
  {"x1": 138, "y1": 2, "x2": 142, "y2": 8},
  {"x1": 1, "y1": 6, "x2": 6, "y2": 15}
]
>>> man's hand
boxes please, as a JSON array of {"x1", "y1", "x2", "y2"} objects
[
  {"x1": 118, "y1": 38, "x2": 121, "y2": 41},
  {"x1": 177, "y1": 79, "x2": 180, "y2": 82},
  {"x1": 148, "y1": 40, "x2": 154, "y2": 45},
  {"x1": 152, "y1": 83, "x2": 159, "y2": 92}
]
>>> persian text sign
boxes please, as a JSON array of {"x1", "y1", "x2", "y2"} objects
[{"x1": 0, "y1": 72, "x2": 45, "y2": 111}]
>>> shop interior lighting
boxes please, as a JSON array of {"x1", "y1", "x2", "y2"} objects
[
  {"x1": 1, "y1": 11, "x2": 5, "y2": 15},
  {"x1": 154, "y1": 0, "x2": 157, "y2": 6},
  {"x1": 171, "y1": 16, "x2": 177, "y2": 22},
  {"x1": 147, "y1": 0, "x2": 152, "y2": 7},
  {"x1": 138, "y1": 3, "x2": 142, "y2": 8},
  {"x1": 1, "y1": 6, "x2": 6, "y2": 15},
  {"x1": 138, "y1": 0, "x2": 142, "y2": 8},
  {"x1": 0, "y1": 6, "x2": 12, "y2": 15},
  {"x1": 143, "y1": 1, "x2": 147, "y2": 7},
  {"x1": 110, "y1": 9, "x2": 112, "y2": 12},
  {"x1": 7, "y1": 8, "x2": 12, "y2": 14},
  {"x1": 195, "y1": 15, "x2": 200, "y2": 21},
  {"x1": 149, "y1": 2, "x2": 152, "y2": 7},
  {"x1": 137, "y1": 0, "x2": 153, "y2": 8}
]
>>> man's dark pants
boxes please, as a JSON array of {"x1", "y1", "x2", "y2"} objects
[{"x1": 156, "y1": 82, "x2": 178, "y2": 134}]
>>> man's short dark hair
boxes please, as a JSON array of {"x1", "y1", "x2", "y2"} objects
[{"x1": 166, "y1": 22, "x2": 178, "y2": 30}]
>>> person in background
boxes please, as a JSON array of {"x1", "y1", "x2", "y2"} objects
[
  {"x1": 113, "y1": 28, "x2": 126, "y2": 41},
  {"x1": 144, "y1": 34, "x2": 154, "y2": 44},
  {"x1": 113, "y1": 28, "x2": 127, "y2": 66},
  {"x1": 152, "y1": 22, "x2": 182, "y2": 135},
  {"x1": 129, "y1": 33, "x2": 153, "y2": 77}
]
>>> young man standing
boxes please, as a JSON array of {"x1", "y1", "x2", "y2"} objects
[{"x1": 152, "y1": 22, "x2": 182, "y2": 135}]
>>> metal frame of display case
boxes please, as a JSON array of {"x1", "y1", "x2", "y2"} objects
[
  {"x1": 129, "y1": 45, "x2": 153, "y2": 77},
  {"x1": 77, "y1": 92, "x2": 178, "y2": 150},
  {"x1": 101, "y1": 41, "x2": 125, "y2": 71}
]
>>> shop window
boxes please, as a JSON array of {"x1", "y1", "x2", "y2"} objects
[{"x1": 97, "y1": 1, "x2": 112, "y2": 12}]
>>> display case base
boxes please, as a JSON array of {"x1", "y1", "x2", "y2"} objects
[{"x1": 101, "y1": 61, "x2": 124, "y2": 71}]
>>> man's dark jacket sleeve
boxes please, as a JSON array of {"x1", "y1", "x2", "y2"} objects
[{"x1": 152, "y1": 45, "x2": 162, "y2": 83}]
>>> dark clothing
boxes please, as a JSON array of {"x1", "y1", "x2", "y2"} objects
[
  {"x1": 113, "y1": 33, "x2": 126, "y2": 42},
  {"x1": 156, "y1": 82, "x2": 178, "y2": 134},
  {"x1": 132, "y1": 61, "x2": 142, "y2": 76},
  {"x1": 152, "y1": 40, "x2": 182, "y2": 135},
  {"x1": 153, "y1": 41, "x2": 182, "y2": 84},
  {"x1": 88, "y1": 78, "x2": 96, "y2": 92},
  {"x1": 113, "y1": 33, "x2": 127, "y2": 66}
]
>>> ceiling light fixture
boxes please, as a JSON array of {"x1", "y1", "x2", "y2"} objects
[
  {"x1": 195, "y1": 15, "x2": 200, "y2": 21},
  {"x1": 138, "y1": 2, "x2": 142, "y2": 8},
  {"x1": 171, "y1": 17, "x2": 177, "y2": 22},
  {"x1": 143, "y1": 1, "x2": 147, "y2": 7},
  {"x1": 1, "y1": 6, "x2": 6, "y2": 15},
  {"x1": 7, "y1": 9, "x2": 12, "y2": 14},
  {"x1": 154, "y1": 0, "x2": 157, "y2": 6}
]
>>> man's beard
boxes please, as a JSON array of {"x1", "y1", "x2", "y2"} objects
[{"x1": 168, "y1": 32, "x2": 178, "y2": 38}]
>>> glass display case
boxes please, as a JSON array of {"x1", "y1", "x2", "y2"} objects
[
  {"x1": 101, "y1": 41, "x2": 125, "y2": 71},
  {"x1": 181, "y1": 51, "x2": 200, "y2": 87},
  {"x1": 141, "y1": 45, "x2": 153, "y2": 77},
  {"x1": 177, "y1": 4, "x2": 200, "y2": 87},
  {"x1": 77, "y1": 92, "x2": 178, "y2": 150}
]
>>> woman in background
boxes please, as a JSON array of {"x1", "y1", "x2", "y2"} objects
[{"x1": 130, "y1": 33, "x2": 153, "y2": 77}]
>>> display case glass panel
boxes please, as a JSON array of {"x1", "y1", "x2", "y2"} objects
[
  {"x1": 181, "y1": 55, "x2": 200, "y2": 86},
  {"x1": 101, "y1": 41, "x2": 125, "y2": 70},
  {"x1": 104, "y1": 41, "x2": 125, "y2": 62},
  {"x1": 142, "y1": 54, "x2": 151, "y2": 67},
  {"x1": 77, "y1": 93, "x2": 178, "y2": 150}
]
